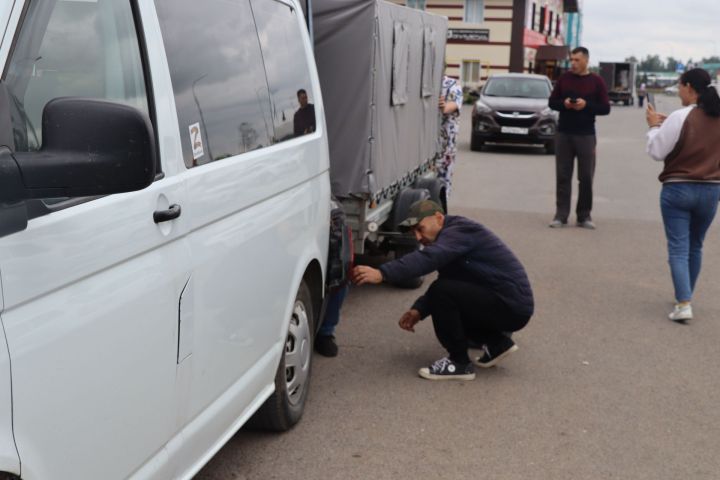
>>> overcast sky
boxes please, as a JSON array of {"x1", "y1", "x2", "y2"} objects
[{"x1": 582, "y1": 0, "x2": 720, "y2": 66}]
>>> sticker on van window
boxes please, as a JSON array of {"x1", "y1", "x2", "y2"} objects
[{"x1": 189, "y1": 123, "x2": 205, "y2": 160}]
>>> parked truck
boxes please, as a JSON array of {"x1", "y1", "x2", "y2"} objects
[
  {"x1": 312, "y1": 0, "x2": 448, "y2": 266},
  {"x1": 599, "y1": 61, "x2": 637, "y2": 105}
]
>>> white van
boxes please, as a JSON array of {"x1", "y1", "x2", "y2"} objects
[{"x1": 0, "y1": 0, "x2": 330, "y2": 478}]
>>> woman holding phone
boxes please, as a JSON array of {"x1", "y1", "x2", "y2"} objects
[{"x1": 646, "y1": 68, "x2": 720, "y2": 322}]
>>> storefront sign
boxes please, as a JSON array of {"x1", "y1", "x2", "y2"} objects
[
  {"x1": 447, "y1": 28, "x2": 490, "y2": 42},
  {"x1": 523, "y1": 28, "x2": 547, "y2": 48}
]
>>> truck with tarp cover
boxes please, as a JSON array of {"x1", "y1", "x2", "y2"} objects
[{"x1": 311, "y1": 0, "x2": 449, "y2": 259}]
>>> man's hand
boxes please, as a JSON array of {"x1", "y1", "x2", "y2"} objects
[
  {"x1": 351, "y1": 266, "x2": 383, "y2": 285},
  {"x1": 398, "y1": 309, "x2": 421, "y2": 332},
  {"x1": 564, "y1": 97, "x2": 587, "y2": 110},
  {"x1": 438, "y1": 95, "x2": 446, "y2": 111},
  {"x1": 646, "y1": 103, "x2": 667, "y2": 128}
]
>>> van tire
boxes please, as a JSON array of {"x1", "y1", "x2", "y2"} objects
[{"x1": 248, "y1": 281, "x2": 314, "y2": 431}]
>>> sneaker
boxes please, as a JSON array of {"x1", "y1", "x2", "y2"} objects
[
  {"x1": 314, "y1": 335, "x2": 338, "y2": 357},
  {"x1": 576, "y1": 219, "x2": 596, "y2": 229},
  {"x1": 473, "y1": 337, "x2": 519, "y2": 368},
  {"x1": 668, "y1": 303, "x2": 692, "y2": 322},
  {"x1": 418, "y1": 357, "x2": 475, "y2": 381},
  {"x1": 548, "y1": 219, "x2": 567, "y2": 228}
]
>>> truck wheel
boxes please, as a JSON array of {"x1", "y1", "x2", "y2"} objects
[
  {"x1": 391, "y1": 245, "x2": 424, "y2": 289},
  {"x1": 389, "y1": 188, "x2": 431, "y2": 231},
  {"x1": 414, "y1": 178, "x2": 448, "y2": 213},
  {"x1": 470, "y1": 134, "x2": 484, "y2": 152},
  {"x1": 248, "y1": 281, "x2": 313, "y2": 431}
]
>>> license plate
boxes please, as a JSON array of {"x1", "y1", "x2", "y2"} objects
[{"x1": 501, "y1": 126, "x2": 529, "y2": 135}]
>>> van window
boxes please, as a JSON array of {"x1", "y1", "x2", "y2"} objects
[
  {"x1": 251, "y1": 0, "x2": 315, "y2": 142},
  {"x1": 2, "y1": 0, "x2": 151, "y2": 217},
  {"x1": 3, "y1": 0, "x2": 149, "y2": 153},
  {"x1": 155, "y1": 0, "x2": 274, "y2": 168}
]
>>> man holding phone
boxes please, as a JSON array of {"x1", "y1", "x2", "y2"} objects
[{"x1": 548, "y1": 47, "x2": 611, "y2": 229}]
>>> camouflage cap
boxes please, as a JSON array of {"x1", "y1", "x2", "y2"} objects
[{"x1": 398, "y1": 199, "x2": 444, "y2": 230}]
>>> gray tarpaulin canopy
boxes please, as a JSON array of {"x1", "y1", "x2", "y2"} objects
[{"x1": 312, "y1": 0, "x2": 448, "y2": 198}]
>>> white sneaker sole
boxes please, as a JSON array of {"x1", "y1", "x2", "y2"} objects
[
  {"x1": 418, "y1": 368, "x2": 475, "y2": 381},
  {"x1": 668, "y1": 312, "x2": 692, "y2": 321},
  {"x1": 473, "y1": 344, "x2": 519, "y2": 368}
]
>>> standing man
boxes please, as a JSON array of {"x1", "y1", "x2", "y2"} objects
[
  {"x1": 548, "y1": 47, "x2": 610, "y2": 229},
  {"x1": 437, "y1": 75, "x2": 463, "y2": 196},
  {"x1": 351, "y1": 200, "x2": 534, "y2": 381}
]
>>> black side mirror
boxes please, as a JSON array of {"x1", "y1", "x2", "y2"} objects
[
  {"x1": 0, "y1": 97, "x2": 156, "y2": 203},
  {"x1": 468, "y1": 90, "x2": 480, "y2": 100}
]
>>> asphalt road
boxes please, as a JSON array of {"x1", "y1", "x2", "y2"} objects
[{"x1": 197, "y1": 95, "x2": 720, "y2": 480}]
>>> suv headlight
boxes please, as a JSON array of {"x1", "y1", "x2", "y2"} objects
[{"x1": 474, "y1": 101, "x2": 492, "y2": 114}]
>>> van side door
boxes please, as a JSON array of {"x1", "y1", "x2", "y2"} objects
[
  {"x1": 153, "y1": 0, "x2": 330, "y2": 456},
  {"x1": 0, "y1": 1, "x2": 189, "y2": 478}
]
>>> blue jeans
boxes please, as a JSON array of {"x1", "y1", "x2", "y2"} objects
[
  {"x1": 318, "y1": 285, "x2": 349, "y2": 336},
  {"x1": 660, "y1": 183, "x2": 720, "y2": 302}
]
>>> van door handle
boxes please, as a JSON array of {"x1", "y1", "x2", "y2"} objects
[{"x1": 153, "y1": 204, "x2": 182, "y2": 223}]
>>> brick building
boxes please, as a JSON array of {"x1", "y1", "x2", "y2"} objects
[{"x1": 391, "y1": 0, "x2": 582, "y2": 89}]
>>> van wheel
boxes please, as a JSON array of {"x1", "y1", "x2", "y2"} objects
[
  {"x1": 390, "y1": 245, "x2": 424, "y2": 289},
  {"x1": 248, "y1": 281, "x2": 313, "y2": 431}
]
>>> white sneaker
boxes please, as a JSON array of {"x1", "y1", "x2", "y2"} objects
[{"x1": 668, "y1": 304, "x2": 693, "y2": 322}]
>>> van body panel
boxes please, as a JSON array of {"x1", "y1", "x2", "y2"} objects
[
  {"x1": 0, "y1": 0, "x2": 329, "y2": 477},
  {"x1": 0, "y1": 309, "x2": 20, "y2": 476},
  {"x1": 0, "y1": 178, "x2": 191, "y2": 480}
]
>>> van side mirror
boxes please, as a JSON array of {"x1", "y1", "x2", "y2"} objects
[
  {"x1": 468, "y1": 90, "x2": 480, "y2": 100},
  {"x1": 0, "y1": 97, "x2": 156, "y2": 203}
]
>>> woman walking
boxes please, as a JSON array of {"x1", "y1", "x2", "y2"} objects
[{"x1": 646, "y1": 68, "x2": 720, "y2": 322}]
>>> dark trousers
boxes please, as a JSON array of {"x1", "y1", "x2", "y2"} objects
[
  {"x1": 426, "y1": 278, "x2": 530, "y2": 364},
  {"x1": 554, "y1": 132, "x2": 597, "y2": 223}
]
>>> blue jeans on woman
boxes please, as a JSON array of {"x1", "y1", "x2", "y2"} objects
[{"x1": 660, "y1": 182, "x2": 720, "y2": 302}]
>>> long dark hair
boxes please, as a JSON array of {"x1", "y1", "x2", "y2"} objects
[{"x1": 680, "y1": 68, "x2": 720, "y2": 117}]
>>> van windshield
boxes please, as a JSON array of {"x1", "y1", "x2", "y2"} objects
[{"x1": 484, "y1": 78, "x2": 551, "y2": 99}]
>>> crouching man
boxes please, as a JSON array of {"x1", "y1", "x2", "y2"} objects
[{"x1": 351, "y1": 200, "x2": 534, "y2": 381}]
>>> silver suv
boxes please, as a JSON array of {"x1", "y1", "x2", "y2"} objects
[{"x1": 471, "y1": 73, "x2": 558, "y2": 154}]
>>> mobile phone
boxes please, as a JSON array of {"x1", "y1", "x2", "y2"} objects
[
  {"x1": 570, "y1": 98, "x2": 578, "y2": 103},
  {"x1": 646, "y1": 92, "x2": 656, "y2": 109}
]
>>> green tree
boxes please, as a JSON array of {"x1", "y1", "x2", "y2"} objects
[
  {"x1": 640, "y1": 54, "x2": 664, "y2": 72},
  {"x1": 666, "y1": 57, "x2": 680, "y2": 72},
  {"x1": 625, "y1": 55, "x2": 639, "y2": 63},
  {"x1": 701, "y1": 56, "x2": 720, "y2": 64}
]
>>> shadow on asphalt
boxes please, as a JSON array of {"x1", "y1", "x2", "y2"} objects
[{"x1": 471, "y1": 144, "x2": 550, "y2": 156}]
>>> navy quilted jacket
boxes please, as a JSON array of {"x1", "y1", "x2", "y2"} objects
[{"x1": 379, "y1": 215, "x2": 534, "y2": 319}]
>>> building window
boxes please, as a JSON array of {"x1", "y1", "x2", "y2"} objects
[
  {"x1": 539, "y1": 6, "x2": 546, "y2": 33},
  {"x1": 464, "y1": 0, "x2": 484, "y2": 24},
  {"x1": 406, "y1": 0, "x2": 426, "y2": 9},
  {"x1": 462, "y1": 61, "x2": 481, "y2": 84},
  {"x1": 548, "y1": 11, "x2": 554, "y2": 35},
  {"x1": 530, "y1": 2, "x2": 536, "y2": 30}
]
